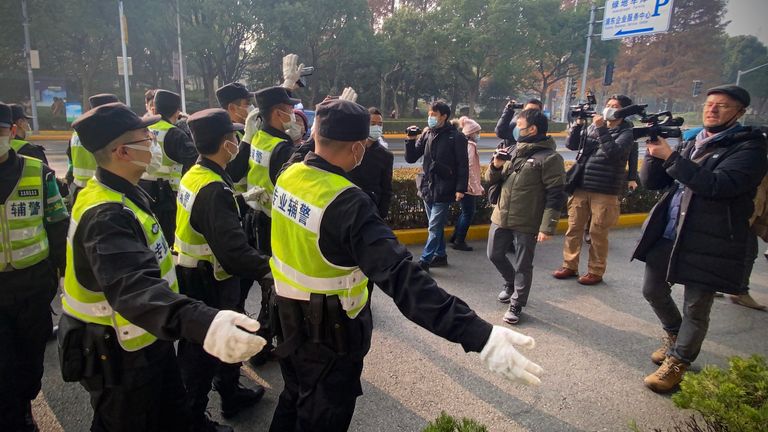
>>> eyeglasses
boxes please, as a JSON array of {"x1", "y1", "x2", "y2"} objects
[{"x1": 702, "y1": 102, "x2": 739, "y2": 110}]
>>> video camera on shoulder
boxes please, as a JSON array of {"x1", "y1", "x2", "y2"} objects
[
  {"x1": 569, "y1": 93, "x2": 598, "y2": 120},
  {"x1": 632, "y1": 108, "x2": 684, "y2": 141}
]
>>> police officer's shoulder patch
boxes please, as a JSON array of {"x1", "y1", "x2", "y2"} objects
[
  {"x1": 18, "y1": 189, "x2": 40, "y2": 197},
  {"x1": 152, "y1": 223, "x2": 160, "y2": 234}
]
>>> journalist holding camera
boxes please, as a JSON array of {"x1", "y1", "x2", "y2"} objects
[
  {"x1": 552, "y1": 94, "x2": 635, "y2": 285},
  {"x1": 405, "y1": 101, "x2": 469, "y2": 272},
  {"x1": 495, "y1": 98, "x2": 545, "y2": 147}
]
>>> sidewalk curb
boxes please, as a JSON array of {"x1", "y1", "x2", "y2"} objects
[
  {"x1": 393, "y1": 212, "x2": 648, "y2": 245},
  {"x1": 28, "y1": 134, "x2": 71, "y2": 142}
]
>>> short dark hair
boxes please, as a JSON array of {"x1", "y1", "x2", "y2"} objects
[
  {"x1": 145, "y1": 89, "x2": 156, "y2": 104},
  {"x1": 368, "y1": 107, "x2": 382, "y2": 116},
  {"x1": 526, "y1": 98, "x2": 544, "y2": 109},
  {"x1": 519, "y1": 108, "x2": 548, "y2": 135},
  {"x1": 197, "y1": 133, "x2": 235, "y2": 156},
  {"x1": 430, "y1": 101, "x2": 451, "y2": 119},
  {"x1": 609, "y1": 94, "x2": 632, "y2": 108}
]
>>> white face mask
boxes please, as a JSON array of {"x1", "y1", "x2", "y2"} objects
[
  {"x1": 0, "y1": 135, "x2": 10, "y2": 156},
  {"x1": 352, "y1": 141, "x2": 365, "y2": 170},
  {"x1": 602, "y1": 107, "x2": 618, "y2": 121},
  {"x1": 126, "y1": 139, "x2": 162, "y2": 173},
  {"x1": 223, "y1": 140, "x2": 238, "y2": 163},
  {"x1": 287, "y1": 122, "x2": 304, "y2": 142},
  {"x1": 368, "y1": 125, "x2": 383, "y2": 141},
  {"x1": 281, "y1": 110, "x2": 297, "y2": 133}
]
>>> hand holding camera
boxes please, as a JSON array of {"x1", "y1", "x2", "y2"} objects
[
  {"x1": 646, "y1": 136, "x2": 674, "y2": 161},
  {"x1": 492, "y1": 148, "x2": 512, "y2": 168},
  {"x1": 406, "y1": 125, "x2": 422, "y2": 138},
  {"x1": 507, "y1": 99, "x2": 524, "y2": 110}
]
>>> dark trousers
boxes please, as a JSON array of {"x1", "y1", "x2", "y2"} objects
[
  {"x1": 487, "y1": 224, "x2": 538, "y2": 307},
  {"x1": 453, "y1": 194, "x2": 477, "y2": 244},
  {"x1": 269, "y1": 297, "x2": 371, "y2": 432},
  {"x1": 81, "y1": 341, "x2": 190, "y2": 432},
  {"x1": 0, "y1": 290, "x2": 53, "y2": 430},
  {"x1": 642, "y1": 239, "x2": 716, "y2": 364}
]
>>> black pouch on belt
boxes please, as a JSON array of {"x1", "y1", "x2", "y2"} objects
[
  {"x1": 89, "y1": 324, "x2": 122, "y2": 388},
  {"x1": 326, "y1": 295, "x2": 348, "y2": 356},
  {"x1": 57, "y1": 314, "x2": 88, "y2": 382}
]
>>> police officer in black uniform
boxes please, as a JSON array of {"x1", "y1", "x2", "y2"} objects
[
  {"x1": 59, "y1": 103, "x2": 267, "y2": 432},
  {"x1": 138, "y1": 89, "x2": 198, "y2": 248},
  {"x1": 9, "y1": 105, "x2": 47, "y2": 165},
  {"x1": 269, "y1": 99, "x2": 544, "y2": 431},
  {"x1": 176, "y1": 109, "x2": 275, "y2": 423},
  {"x1": 0, "y1": 102, "x2": 68, "y2": 432}
]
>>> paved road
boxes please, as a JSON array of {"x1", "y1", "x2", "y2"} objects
[{"x1": 33, "y1": 228, "x2": 768, "y2": 431}]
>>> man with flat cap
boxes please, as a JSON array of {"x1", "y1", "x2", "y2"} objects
[
  {"x1": 139, "y1": 89, "x2": 198, "y2": 249},
  {"x1": 58, "y1": 102, "x2": 267, "y2": 432},
  {"x1": 0, "y1": 102, "x2": 68, "y2": 432},
  {"x1": 175, "y1": 108, "x2": 275, "y2": 426},
  {"x1": 9, "y1": 104, "x2": 47, "y2": 166},
  {"x1": 268, "y1": 99, "x2": 544, "y2": 431},
  {"x1": 636, "y1": 84, "x2": 768, "y2": 393}
]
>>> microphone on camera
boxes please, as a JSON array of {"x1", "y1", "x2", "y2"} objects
[{"x1": 614, "y1": 104, "x2": 648, "y2": 119}]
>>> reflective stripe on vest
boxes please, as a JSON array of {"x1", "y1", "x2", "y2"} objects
[
  {"x1": 62, "y1": 179, "x2": 179, "y2": 352},
  {"x1": 142, "y1": 120, "x2": 183, "y2": 191},
  {"x1": 246, "y1": 130, "x2": 284, "y2": 216},
  {"x1": 174, "y1": 164, "x2": 237, "y2": 281},
  {"x1": 70, "y1": 132, "x2": 97, "y2": 187},
  {"x1": 10, "y1": 139, "x2": 31, "y2": 155},
  {"x1": 269, "y1": 163, "x2": 368, "y2": 318},
  {"x1": 0, "y1": 156, "x2": 48, "y2": 271}
]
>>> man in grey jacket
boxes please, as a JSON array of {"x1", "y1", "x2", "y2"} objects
[{"x1": 485, "y1": 110, "x2": 566, "y2": 324}]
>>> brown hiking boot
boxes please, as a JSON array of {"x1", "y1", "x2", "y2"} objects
[
  {"x1": 553, "y1": 267, "x2": 578, "y2": 279},
  {"x1": 577, "y1": 273, "x2": 603, "y2": 285},
  {"x1": 644, "y1": 356, "x2": 688, "y2": 393},
  {"x1": 651, "y1": 332, "x2": 677, "y2": 365}
]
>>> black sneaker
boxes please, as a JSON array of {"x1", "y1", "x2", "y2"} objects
[
  {"x1": 430, "y1": 255, "x2": 448, "y2": 267},
  {"x1": 503, "y1": 304, "x2": 523, "y2": 325},
  {"x1": 418, "y1": 260, "x2": 430, "y2": 272},
  {"x1": 451, "y1": 242, "x2": 473, "y2": 251},
  {"x1": 220, "y1": 383, "x2": 266, "y2": 419}
]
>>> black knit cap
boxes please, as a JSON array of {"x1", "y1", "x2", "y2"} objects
[
  {"x1": 89, "y1": 93, "x2": 119, "y2": 108},
  {"x1": 10, "y1": 104, "x2": 33, "y2": 121},
  {"x1": 315, "y1": 99, "x2": 370, "y2": 142},
  {"x1": 154, "y1": 90, "x2": 182, "y2": 117},
  {"x1": 254, "y1": 86, "x2": 300, "y2": 112},
  {"x1": 706, "y1": 85, "x2": 750, "y2": 108},
  {"x1": 72, "y1": 103, "x2": 160, "y2": 152},
  {"x1": 216, "y1": 82, "x2": 253, "y2": 109},
  {"x1": 187, "y1": 108, "x2": 244, "y2": 152},
  {"x1": 0, "y1": 103, "x2": 11, "y2": 128}
]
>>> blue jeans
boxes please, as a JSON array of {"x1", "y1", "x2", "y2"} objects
[
  {"x1": 453, "y1": 194, "x2": 477, "y2": 244},
  {"x1": 421, "y1": 201, "x2": 450, "y2": 262}
]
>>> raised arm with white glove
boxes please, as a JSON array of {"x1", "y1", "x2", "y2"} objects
[
  {"x1": 242, "y1": 107, "x2": 262, "y2": 145},
  {"x1": 339, "y1": 87, "x2": 358, "y2": 103},
  {"x1": 242, "y1": 186, "x2": 271, "y2": 209},
  {"x1": 203, "y1": 310, "x2": 267, "y2": 363},
  {"x1": 281, "y1": 54, "x2": 304, "y2": 90},
  {"x1": 479, "y1": 326, "x2": 543, "y2": 385}
]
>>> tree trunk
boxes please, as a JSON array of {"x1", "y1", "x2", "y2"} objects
[
  {"x1": 467, "y1": 86, "x2": 477, "y2": 117},
  {"x1": 379, "y1": 77, "x2": 387, "y2": 112}
]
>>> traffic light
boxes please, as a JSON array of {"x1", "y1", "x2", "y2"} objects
[
  {"x1": 568, "y1": 78, "x2": 578, "y2": 104},
  {"x1": 603, "y1": 62, "x2": 615, "y2": 86},
  {"x1": 692, "y1": 80, "x2": 703, "y2": 97}
]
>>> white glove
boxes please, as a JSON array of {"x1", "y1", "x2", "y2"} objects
[
  {"x1": 281, "y1": 53, "x2": 304, "y2": 90},
  {"x1": 479, "y1": 325, "x2": 543, "y2": 385},
  {"x1": 242, "y1": 186, "x2": 271, "y2": 209},
  {"x1": 203, "y1": 310, "x2": 267, "y2": 364},
  {"x1": 339, "y1": 87, "x2": 358, "y2": 103},
  {"x1": 242, "y1": 107, "x2": 262, "y2": 144}
]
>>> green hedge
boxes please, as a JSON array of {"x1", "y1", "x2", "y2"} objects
[
  {"x1": 382, "y1": 119, "x2": 567, "y2": 135},
  {"x1": 385, "y1": 166, "x2": 659, "y2": 230}
]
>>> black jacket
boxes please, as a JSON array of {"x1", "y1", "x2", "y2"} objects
[
  {"x1": 14, "y1": 137, "x2": 49, "y2": 166},
  {"x1": 405, "y1": 123, "x2": 469, "y2": 203},
  {"x1": 495, "y1": 105, "x2": 518, "y2": 147},
  {"x1": 227, "y1": 126, "x2": 295, "y2": 188},
  {"x1": 633, "y1": 127, "x2": 768, "y2": 294},
  {"x1": 566, "y1": 120, "x2": 635, "y2": 195}
]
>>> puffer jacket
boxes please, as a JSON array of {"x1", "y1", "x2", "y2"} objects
[
  {"x1": 566, "y1": 120, "x2": 635, "y2": 195},
  {"x1": 405, "y1": 122, "x2": 469, "y2": 203}
]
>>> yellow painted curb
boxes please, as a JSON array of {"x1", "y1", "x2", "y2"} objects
[
  {"x1": 382, "y1": 131, "x2": 567, "y2": 140},
  {"x1": 28, "y1": 135, "x2": 71, "y2": 141},
  {"x1": 393, "y1": 212, "x2": 648, "y2": 245}
]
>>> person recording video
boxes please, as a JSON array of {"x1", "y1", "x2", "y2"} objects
[{"x1": 495, "y1": 98, "x2": 544, "y2": 147}]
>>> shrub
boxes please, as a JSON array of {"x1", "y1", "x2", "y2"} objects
[{"x1": 422, "y1": 412, "x2": 489, "y2": 432}]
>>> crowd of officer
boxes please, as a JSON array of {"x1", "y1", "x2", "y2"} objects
[{"x1": 0, "y1": 53, "x2": 541, "y2": 432}]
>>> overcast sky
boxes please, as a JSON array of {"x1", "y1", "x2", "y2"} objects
[{"x1": 725, "y1": 0, "x2": 768, "y2": 45}]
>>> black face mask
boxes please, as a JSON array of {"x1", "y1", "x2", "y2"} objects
[{"x1": 705, "y1": 110, "x2": 742, "y2": 134}]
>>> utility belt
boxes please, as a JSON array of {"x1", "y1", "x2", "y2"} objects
[
  {"x1": 273, "y1": 293, "x2": 350, "y2": 358},
  {"x1": 57, "y1": 314, "x2": 122, "y2": 386}
]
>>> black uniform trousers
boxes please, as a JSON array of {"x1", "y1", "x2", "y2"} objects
[
  {"x1": 269, "y1": 296, "x2": 372, "y2": 432},
  {"x1": 77, "y1": 334, "x2": 190, "y2": 432},
  {"x1": 176, "y1": 266, "x2": 243, "y2": 421},
  {"x1": 243, "y1": 209, "x2": 274, "y2": 342},
  {"x1": 139, "y1": 179, "x2": 177, "y2": 249},
  {"x1": 0, "y1": 285, "x2": 54, "y2": 431}
]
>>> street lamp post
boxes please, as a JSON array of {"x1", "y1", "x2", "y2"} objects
[
  {"x1": 118, "y1": 0, "x2": 131, "y2": 107},
  {"x1": 21, "y1": 0, "x2": 39, "y2": 132},
  {"x1": 735, "y1": 62, "x2": 768, "y2": 86},
  {"x1": 176, "y1": 0, "x2": 186, "y2": 113}
]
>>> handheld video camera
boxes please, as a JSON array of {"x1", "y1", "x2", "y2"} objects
[
  {"x1": 493, "y1": 148, "x2": 513, "y2": 161},
  {"x1": 405, "y1": 125, "x2": 423, "y2": 137},
  {"x1": 570, "y1": 93, "x2": 598, "y2": 120},
  {"x1": 297, "y1": 66, "x2": 315, "y2": 88},
  {"x1": 507, "y1": 100, "x2": 525, "y2": 110},
  {"x1": 632, "y1": 109, "x2": 684, "y2": 141}
]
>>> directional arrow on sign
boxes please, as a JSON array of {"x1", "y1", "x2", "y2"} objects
[{"x1": 615, "y1": 27, "x2": 655, "y2": 36}]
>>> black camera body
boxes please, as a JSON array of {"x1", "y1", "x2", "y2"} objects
[
  {"x1": 632, "y1": 110, "x2": 684, "y2": 141},
  {"x1": 405, "y1": 125, "x2": 423, "y2": 137},
  {"x1": 570, "y1": 93, "x2": 598, "y2": 119},
  {"x1": 297, "y1": 66, "x2": 315, "y2": 88},
  {"x1": 493, "y1": 148, "x2": 512, "y2": 161},
  {"x1": 509, "y1": 102, "x2": 525, "y2": 110}
]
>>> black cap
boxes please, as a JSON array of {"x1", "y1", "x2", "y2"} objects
[
  {"x1": 254, "y1": 86, "x2": 300, "y2": 112},
  {"x1": 72, "y1": 103, "x2": 160, "y2": 152},
  {"x1": 216, "y1": 82, "x2": 253, "y2": 109},
  {"x1": 89, "y1": 93, "x2": 119, "y2": 108},
  {"x1": 9, "y1": 104, "x2": 33, "y2": 122},
  {"x1": 187, "y1": 108, "x2": 244, "y2": 152},
  {"x1": 315, "y1": 99, "x2": 370, "y2": 142},
  {"x1": 706, "y1": 85, "x2": 750, "y2": 108},
  {"x1": 154, "y1": 90, "x2": 182, "y2": 117},
  {"x1": 0, "y1": 103, "x2": 11, "y2": 128}
]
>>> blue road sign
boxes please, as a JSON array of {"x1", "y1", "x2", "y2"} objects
[{"x1": 601, "y1": 0, "x2": 675, "y2": 40}]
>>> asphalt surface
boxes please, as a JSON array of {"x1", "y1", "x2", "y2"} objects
[{"x1": 34, "y1": 228, "x2": 768, "y2": 431}]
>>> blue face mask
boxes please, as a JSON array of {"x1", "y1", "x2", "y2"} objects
[
  {"x1": 512, "y1": 127, "x2": 521, "y2": 141},
  {"x1": 427, "y1": 116, "x2": 438, "y2": 129}
]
